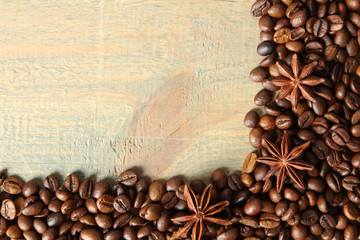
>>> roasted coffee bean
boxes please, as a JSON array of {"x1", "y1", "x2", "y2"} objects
[
  {"x1": 95, "y1": 213, "x2": 113, "y2": 229},
  {"x1": 22, "y1": 201, "x2": 43, "y2": 216},
  {"x1": 251, "y1": 0, "x2": 271, "y2": 17},
  {"x1": 320, "y1": 214, "x2": 337, "y2": 229},
  {"x1": 326, "y1": 150, "x2": 342, "y2": 168},
  {"x1": 298, "y1": 110, "x2": 315, "y2": 128},
  {"x1": 254, "y1": 89, "x2": 272, "y2": 106},
  {"x1": 96, "y1": 194, "x2": 114, "y2": 213},
  {"x1": 283, "y1": 188, "x2": 300, "y2": 201},
  {"x1": 244, "y1": 198, "x2": 262, "y2": 216},
  {"x1": 47, "y1": 212, "x2": 65, "y2": 227},
  {"x1": 332, "y1": 127, "x2": 350, "y2": 146},
  {"x1": 64, "y1": 173, "x2": 79, "y2": 193},
  {"x1": 326, "y1": 172, "x2": 342, "y2": 193},
  {"x1": 80, "y1": 228, "x2": 102, "y2": 240},
  {"x1": 239, "y1": 216, "x2": 259, "y2": 228},
  {"x1": 113, "y1": 195, "x2": 130, "y2": 213},
  {"x1": 291, "y1": 224, "x2": 307, "y2": 240},
  {"x1": 6, "y1": 224, "x2": 22, "y2": 239},
  {"x1": 301, "y1": 209, "x2": 318, "y2": 226},
  {"x1": 257, "y1": 41, "x2": 275, "y2": 56},
  {"x1": 313, "y1": 18, "x2": 329, "y2": 37},
  {"x1": 22, "y1": 181, "x2": 39, "y2": 197},
  {"x1": 243, "y1": 152, "x2": 257, "y2": 173},
  {"x1": 105, "y1": 230, "x2": 122, "y2": 240},
  {"x1": 117, "y1": 170, "x2": 138, "y2": 187},
  {"x1": 3, "y1": 176, "x2": 23, "y2": 195},
  {"x1": 1, "y1": 199, "x2": 16, "y2": 220},
  {"x1": 227, "y1": 173, "x2": 243, "y2": 192},
  {"x1": 43, "y1": 175, "x2": 60, "y2": 193},
  {"x1": 259, "y1": 213, "x2": 280, "y2": 228},
  {"x1": 342, "y1": 175, "x2": 360, "y2": 191},
  {"x1": 216, "y1": 227, "x2": 239, "y2": 240},
  {"x1": 92, "y1": 181, "x2": 110, "y2": 199},
  {"x1": 79, "y1": 178, "x2": 93, "y2": 199},
  {"x1": 148, "y1": 181, "x2": 166, "y2": 202},
  {"x1": 139, "y1": 203, "x2": 162, "y2": 221},
  {"x1": 249, "y1": 127, "x2": 264, "y2": 148},
  {"x1": 312, "y1": 117, "x2": 330, "y2": 135},
  {"x1": 343, "y1": 202, "x2": 359, "y2": 220}
]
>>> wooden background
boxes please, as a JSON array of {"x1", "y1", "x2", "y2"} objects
[{"x1": 0, "y1": 0, "x2": 262, "y2": 182}]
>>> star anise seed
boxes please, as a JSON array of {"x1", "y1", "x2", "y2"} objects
[
  {"x1": 171, "y1": 184, "x2": 232, "y2": 240},
  {"x1": 271, "y1": 53, "x2": 325, "y2": 107},
  {"x1": 256, "y1": 131, "x2": 313, "y2": 193}
]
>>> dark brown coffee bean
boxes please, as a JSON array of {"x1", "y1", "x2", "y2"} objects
[
  {"x1": 342, "y1": 176, "x2": 360, "y2": 191},
  {"x1": 313, "y1": 19, "x2": 329, "y2": 38},
  {"x1": 96, "y1": 194, "x2": 114, "y2": 213},
  {"x1": 312, "y1": 117, "x2": 330, "y2": 135},
  {"x1": 117, "y1": 170, "x2": 138, "y2": 187},
  {"x1": 290, "y1": 27, "x2": 306, "y2": 41},
  {"x1": 254, "y1": 89, "x2": 272, "y2": 106},
  {"x1": 139, "y1": 203, "x2": 162, "y2": 221},
  {"x1": 243, "y1": 153, "x2": 257, "y2": 174},
  {"x1": 275, "y1": 113, "x2": 293, "y2": 130},
  {"x1": 1, "y1": 199, "x2": 16, "y2": 220},
  {"x1": 22, "y1": 201, "x2": 43, "y2": 216},
  {"x1": 284, "y1": 188, "x2": 300, "y2": 201},
  {"x1": 23, "y1": 229, "x2": 40, "y2": 240},
  {"x1": 244, "y1": 198, "x2": 262, "y2": 216},
  {"x1": 94, "y1": 213, "x2": 113, "y2": 229},
  {"x1": 334, "y1": 161, "x2": 352, "y2": 176},
  {"x1": 332, "y1": 127, "x2": 350, "y2": 146},
  {"x1": 165, "y1": 176, "x2": 183, "y2": 192},
  {"x1": 113, "y1": 195, "x2": 130, "y2": 213},
  {"x1": 249, "y1": 127, "x2": 264, "y2": 149},
  {"x1": 61, "y1": 199, "x2": 77, "y2": 215},
  {"x1": 259, "y1": 213, "x2": 280, "y2": 228},
  {"x1": 92, "y1": 181, "x2": 110, "y2": 199},
  {"x1": 105, "y1": 230, "x2": 122, "y2": 240},
  {"x1": 301, "y1": 209, "x2": 318, "y2": 226},
  {"x1": 6, "y1": 224, "x2": 22, "y2": 239},
  {"x1": 250, "y1": 67, "x2": 269, "y2": 83},
  {"x1": 63, "y1": 174, "x2": 79, "y2": 193},
  {"x1": 345, "y1": 92, "x2": 360, "y2": 110},
  {"x1": 351, "y1": 152, "x2": 360, "y2": 168},
  {"x1": 343, "y1": 202, "x2": 359, "y2": 220},
  {"x1": 3, "y1": 176, "x2": 23, "y2": 195},
  {"x1": 79, "y1": 178, "x2": 93, "y2": 199},
  {"x1": 326, "y1": 172, "x2": 342, "y2": 193},
  {"x1": 312, "y1": 140, "x2": 329, "y2": 160},
  {"x1": 43, "y1": 175, "x2": 59, "y2": 193},
  {"x1": 344, "y1": 224, "x2": 358, "y2": 240},
  {"x1": 148, "y1": 181, "x2": 165, "y2": 202},
  {"x1": 216, "y1": 227, "x2": 239, "y2": 240},
  {"x1": 80, "y1": 228, "x2": 102, "y2": 240},
  {"x1": 22, "y1": 181, "x2": 39, "y2": 198},
  {"x1": 298, "y1": 110, "x2": 315, "y2": 128},
  {"x1": 307, "y1": 177, "x2": 326, "y2": 193},
  {"x1": 251, "y1": 0, "x2": 271, "y2": 17},
  {"x1": 257, "y1": 41, "x2": 275, "y2": 56},
  {"x1": 211, "y1": 169, "x2": 227, "y2": 190},
  {"x1": 291, "y1": 224, "x2": 307, "y2": 240},
  {"x1": 291, "y1": 9, "x2": 307, "y2": 28},
  {"x1": 47, "y1": 212, "x2": 65, "y2": 227},
  {"x1": 70, "y1": 207, "x2": 88, "y2": 221},
  {"x1": 239, "y1": 216, "x2": 259, "y2": 228},
  {"x1": 320, "y1": 214, "x2": 337, "y2": 229}
]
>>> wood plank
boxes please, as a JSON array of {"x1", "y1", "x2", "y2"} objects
[{"x1": 0, "y1": 0, "x2": 262, "y2": 181}]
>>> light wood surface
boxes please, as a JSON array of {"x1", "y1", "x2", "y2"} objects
[{"x1": 0, "y1": 0, "x2": 262, "y2": 182}]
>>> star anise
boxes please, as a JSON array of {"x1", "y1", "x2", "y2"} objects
[
  {"x1": 171, "y1": 184, "x2": 232, "y2": 240},
  {"x1": 271, "y1": 53, "x2": 325, "y2": 107},
  {"x1": 256, "y1": 131, "x2": 313, "y2": 192}
]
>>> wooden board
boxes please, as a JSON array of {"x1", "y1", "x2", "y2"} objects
[{"x1": 0, "y1": 0, "x2": 262, "y2": 182}]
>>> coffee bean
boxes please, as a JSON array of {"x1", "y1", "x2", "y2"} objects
[
  {"x1": 343, "y1": 202, "x2": 359, "y2": 220},
  {"x1": 283, "y1": 188, "x2": 300, "y2": 201},
  {"x1": 117, "y1": 170, "x2": 138, "y2": 187},
  {"x1": 139, "y1": 203, "x2": 162, "y2": 221},
  {"x1": 251, "y1": 0, "x2": 271, "y2": 17},
  {"x1": 22, "y1": 201, "x2": 44, "y2": 216},
  {"x1": 301, "y1": 209, "x2": 318, "y2": 226},
  {"x1": 216, "y1": 227, "x2": 239, "y2": 240},
  {"x1": 326, "y1": 172, "x2": 342, "y2": 193},
  {"x1": 320, "y1": 214, "x2": 337, "y2": 229},
  {"x1": 254, "y1": 89, "x2": 272, "y2": 106},
  {"x1": 3, "y1": 176, "x2": 23, "y2": 195},
  {"x1": 211, "y1": 169, "x2": 227, "y2": 190},
  {"x1": 6, "y1": 224, "x2": 22, "y2": 239},
  {"x1": 244, "y1": 198, "x2": 262, "y2": 216},
  {"x1": 275, "y1": 113, "x2": 293, "y2": 130},
  {"x1": 1, "y1": 199, "x2": 16, "y2": 220},
  {"x1": 259, "y1": 213, "x2": 280, "y2": 228},
  {"x1": 80, "y1": 228, "x2": 102, "y2": 240},
  {"x1": 43, "y1": 175, "x2": 60, "y2": 193},
  {"x1": 63, "y1": 173, "x2": 79, "y2": 193},
  {"x1": 96, "y1": 194, "x2": 114, "y2": 213},
  {"x1": 242, "y1": 153, "x2": 257, "y2": 174},
  {"x1": 298, "y1": 110, "x2": 315, "y2": 128},
  {"x1": 92, "y1": 181, "x2": 110, "y2": 199},
  {"x1": 79, "y1": 178, "x2": 93, "y2": 199},
  {"x1": 313, "y1": 18, "x2": 329, "y2": 37},
  {"x1": 291, "y1": 224, "x2": 307, "y2": 240},
  {"x1": 47, "y1": 212, "x2": 65, "y2": 227},
  {"x1": 22, "y1": 181, "x2": 39, "y2": 198},
  {"x1": 257, "y1": 41, "x2": 275, "y2": 56}
]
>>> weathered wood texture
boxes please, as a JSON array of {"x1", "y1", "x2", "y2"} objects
[{"x1": 0, "y1": 0, "x2": 262, "y2": 181}]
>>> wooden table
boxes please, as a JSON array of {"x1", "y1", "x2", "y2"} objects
[{"x1": 0, "y1": 1, "x2": 262, "y2": 182}]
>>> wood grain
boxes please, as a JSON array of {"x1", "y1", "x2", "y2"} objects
[{"x1": 0, "y1": 0, "x2": 262, "y2": 181}]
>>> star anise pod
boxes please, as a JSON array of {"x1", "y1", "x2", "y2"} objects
[
  {"x1": 171, "y1": 184, "x2": 232, "y2": 240},
  {"x1": 271, "y1": 53, "x2": 325, "y2": 107},
  {"x1": 256, "y1": 131, "x2": 313, "y2": 192}
]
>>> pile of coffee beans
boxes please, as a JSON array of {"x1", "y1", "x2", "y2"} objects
[{"x1": 245, "y1": 0, "x2": 360, "y2": 239}]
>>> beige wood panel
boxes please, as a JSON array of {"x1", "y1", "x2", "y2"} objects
[{"x1": 0, "y1": 0, "x2": 262, "y2": 181}]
